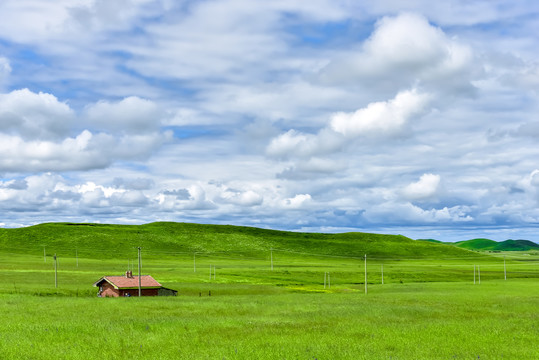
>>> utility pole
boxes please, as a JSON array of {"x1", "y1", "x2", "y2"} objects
[
  {"x1": 328, "y1": 272, "x2": 331, "y2": 289},
  {"x1": 474, "y1": 265, "x2": 476, "y2": 284},
  {"x1": 138, "y1": 247, "x2": 142, "y2": 297},
  {"x1": 381, "y1": 264, "x2": 384, "y2": 285},
  {"x1": 76, "y1": 249, "x2": 78, "y2": 268},
  {"x1": 270, "y1": 248, "x2": 273, "y2": 271},
  {"x1": 364, "y1": 254, "x2": 367, "y2": 294},
  {"x1": 504, "y1": 255, "x2": 507, "y2": 280},
  {"x1": 194, "y1": 253, "x2": 196, "y2": 273},
  {"x1": 44, "y1": 247, "x2": 46, "y2": 262},
  {"x1": 53, "y1": 254, "x2": 58, "y2": 288}
]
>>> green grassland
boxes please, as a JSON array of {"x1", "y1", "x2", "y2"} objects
[
  {"x1": 453, "y1": 238, "x2": 539, "y2": 251},
  {"x1": 0, "y1": 222, "x2": 538, "y2": 359}
]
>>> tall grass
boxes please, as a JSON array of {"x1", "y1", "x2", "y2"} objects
[{"x1": 0, "y1": 280, "x2": 537, "y2": 359}]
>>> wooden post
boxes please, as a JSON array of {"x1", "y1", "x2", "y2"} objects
[
  {"x1": 53, "y1": 254, "x2": 57, "y2": 288},
  {"x1": 328, "y1": 272, "x2": 331, "y2": 289},
  {"x1": 504, "y1": 255, "x2": 507, "y2": 280},
  {"x1": 364, "y1": 254, "x2": 367, "y2": 294},
  {"x1": 138, "y1": 247, "x2": 142, "y2": 297}
]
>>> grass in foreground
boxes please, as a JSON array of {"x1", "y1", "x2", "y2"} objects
[{"x1": 0, "y1": 280, "x2": 537, "y2": 359}]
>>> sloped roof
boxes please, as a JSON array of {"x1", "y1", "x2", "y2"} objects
[{"x1": 93, "y1": 275, "x2": 162, "y2": 289}]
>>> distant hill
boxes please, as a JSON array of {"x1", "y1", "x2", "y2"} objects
[
  {"x1": 0, "y1": 222, "x2": 481, "y2": 260},
  {"x1": 454, "y1": 238, "x2": 539, "y2": 251},
  {"x1": 417, "y1": 239, "x2": 443, "y2": 244}
]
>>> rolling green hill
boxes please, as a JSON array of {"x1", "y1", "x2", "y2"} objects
[
  {"x1": 454, "y1": 238, "x2": 539, "y2": 251},
  {"x1": 0, "y1": 222, "x2": 479, "y2": 260},
  {"x1": 417, "y1": 239, "x2": 443, "y2": 244}
]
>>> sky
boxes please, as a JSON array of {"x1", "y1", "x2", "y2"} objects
[{"x1": 1, "y1": 0, "x2": 539, "y2": 242}]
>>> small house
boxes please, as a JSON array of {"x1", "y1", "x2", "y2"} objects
[{"x1": 93, "y1": 271, "x2": 176, "y2": 297}]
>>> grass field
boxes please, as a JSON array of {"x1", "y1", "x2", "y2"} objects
[{"x1": 0, "y1": 222, "x2": 538, "y2": 359}]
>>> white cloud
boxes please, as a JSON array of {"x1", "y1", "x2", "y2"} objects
[
  {"x1": 282, "y1": 194, "x2": 312, "y2": 209},
  {"x1": 319, "y1": 13, "x2": 478, "y2": 94},
  {"x1": 330, "y1": 89, "x2": 430, "y2": 137},
  {"x1": 365, "y1": 202, "x2": 473, "y2": 224},
  {"x1": 266, "y1": 130, "x2": 316, "y2": 158},
  {"x1": 219, "y1": 189, "x2": 263, "y2": 207},
  {"x1": 0, "y1": 1, "x2": 74, "y2": 43},
  {"x1": 0, "y1": 130, "x2": 170, "y2": 172},
  {"x1": 0, "y1": 89, "x2": 171, "y2": 172},
  {"x1": 85, "y1": 96, "x2": 163, "y2": 134},
  {"x1": 402, "y1": 173, "x2": 441, "y2": 201},
  {"x1": 0, "y1": 89, "x2": 74, "y2": 140},
  {"x1": 156, "y1": 185, "x2": 216, "y2": 211}
]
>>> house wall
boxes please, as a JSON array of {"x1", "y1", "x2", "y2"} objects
[
  {"x1": 119, "y1": 289, "x2": 159, "y2": 297},
  {"x1": 96, "y1": 280, "x2": 161, "y2": 297},
  {"x1": 99, "y1": 282, "x2": 120, "y2": 297}
]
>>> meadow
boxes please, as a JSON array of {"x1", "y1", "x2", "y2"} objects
[{"x1": 0, "y1": 223, "x2": 538, "y2": 359}]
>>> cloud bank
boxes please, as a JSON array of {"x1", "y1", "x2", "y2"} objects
[{"x1": 1, "y1": 2, "x2": 539, "y2": 242}]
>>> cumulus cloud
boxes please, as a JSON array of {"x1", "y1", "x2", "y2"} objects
[
  {"x1": 85, "y1": 96, "x2": 163, "y2": 134},
  {"x1": 0, "y1": 89, "x2": 171, "y2": 172},
  {"x1": 156, "y1": 185, "x2": 216, "y2": 211},
  {"x1": 330, "y1": 89, "x2": 430, "y2": 137},
  {"x1": 365, "y1": 202, "x2": 473, "y2": 224},
  {"x1": 402, "y1": 173, "x2": 441, "y2": 201},
  {"x1": 1, "y1": 179, "x2": 28, "y2": 190},
  {"x1": 0, "y1": 130, "x2": 170, "y2": 172},
  {"x1": 319, "y1": 13, "x2": 478, "y2": 94},
  {"x1": 266, "y1": 88, "x2": 431, "y2": 167},
  {"x1": 282, "y1": 194, "x2": 312, "y2": 209},
  {"x1": 219, "y1": 188, "x2": 263, "y2": 207},
  {"x1": 162, "y1": 189, "x2": 191, "y2": 200},
  {"x1": 266, "y1": 129, "x2": 343, "y2": 159},
  {"x1": 0, "y1": 89, "x2": 74, "y2": 140}
]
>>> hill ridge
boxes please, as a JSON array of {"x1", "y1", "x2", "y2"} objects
[
  {"x1": 0, "y1": 221, "x2": 482, "y2": 260},
  {"x1": 451, "y1": 238, "x2": 538, "y2": 251}
]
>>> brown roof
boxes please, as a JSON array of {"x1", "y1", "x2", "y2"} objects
[{"x1": 93, "y1": 275, "x2": 162, "y2": 289}]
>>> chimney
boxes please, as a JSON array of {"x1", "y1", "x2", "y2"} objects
[{"x1": 125, "y1": 270, "x2": 132, "y2": 278}]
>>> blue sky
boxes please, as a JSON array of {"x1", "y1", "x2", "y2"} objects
[{"x1": 1, "y1": 0, "x2": 539, "y2": 242}]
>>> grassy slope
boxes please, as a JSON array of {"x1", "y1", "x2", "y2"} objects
[
  {"x1": 454, "y1": 238, "x2": 539, "y2": 251},
  {"x1": 0, "y1": 222, "x2": 479, "y2": 260}
]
